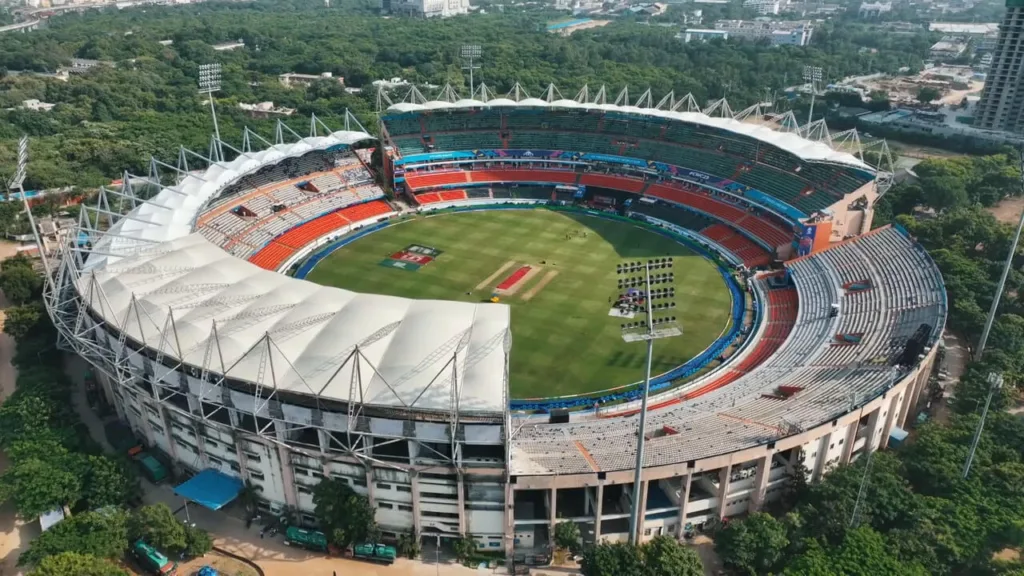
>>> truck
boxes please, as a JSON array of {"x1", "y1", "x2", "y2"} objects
[
  {"x1": 350, "y1": 542, "x2": 397, "y2": 565},
  {"x1": 131, "y1": 448, "x2": 169, "y2": 483},
  {"x1": 284, "y1": 526, "x2": 328, "y2": 552},
  {"x1": 131, "y1": 539, "x2": 177, "y2": 576}
]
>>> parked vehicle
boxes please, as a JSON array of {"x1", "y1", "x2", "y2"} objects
[
  {"x1": 283, "y1": 526, "x2": 328, "y2": 552},
  {"x1": 349, "y1": 543, "x2": 397, "y2": 565},
  {"x1": 131, "y1": 539, "x2": 177, "y2": 575}
]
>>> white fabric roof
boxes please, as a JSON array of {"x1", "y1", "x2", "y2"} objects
[
  {"x1": 387, "y1": 99, "x2": 871, "y2": 170},
  {"x1": 79, "y1": 131, "x2": 511, "y2": 414}
]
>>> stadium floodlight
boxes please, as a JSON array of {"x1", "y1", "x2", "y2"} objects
[
  {"x1": 613, "y1": 258, "x2": 682, "y2": 544},
  {"x1": 803, "y1": 66, "x2": 823, "y2": 126},
  {"x1": 460, "y1": 45, "x2": 482, "y2": 98},
  {"x1": 198, "y1": 63, "x2": 223, "y2": 160}
]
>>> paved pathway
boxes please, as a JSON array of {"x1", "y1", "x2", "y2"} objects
[{"x1": 0, "y1": 275, "x2": 33, "y2": 576}]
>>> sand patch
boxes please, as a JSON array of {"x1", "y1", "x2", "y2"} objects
[
  {"x1": 495, "y1": 266, "x2": 543, "y2": 296},
  {"x1": 476, "y1": 260, "x2": 516, "y2": 291},
  {"x1": 521, "y1": 270, "x2": 559, "y2": 301}
]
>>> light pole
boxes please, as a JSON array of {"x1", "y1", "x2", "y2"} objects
[
  {"x1": 962, "y1": 372, "x2": 1004, "y2": 478},
  {"x1": 198, "y1": 63, "x2": 223, "y2": 161},
  {"x1": 803, "y1": 65, "x2": 823, "y2": 126},
  {"x1": 460, "y1": 45, "x2": 482, "y2": 97},
  {"x1": 614, "y1": 258, "x2": 682, "y2": 544},
  {"x1": 961, "y1": 148, "x2": 1023, "y2": 478}
]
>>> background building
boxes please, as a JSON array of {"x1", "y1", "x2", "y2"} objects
[
  {"x1": 973, "y1": 0, "x2": 1024, "y2": 132},
  {"x1": 382, "y1": 0, "x2": 470, "y2": 18},
  {"x1": 743, "y1": 0, "x2": 781, "y2": 15},
  {"x1": 714, "y1": 19, "x2": 814, "y2": 46}
]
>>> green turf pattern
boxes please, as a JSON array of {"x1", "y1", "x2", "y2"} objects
[{"x1": 305, "y1": 209, "x2": 733, "y2": 400}]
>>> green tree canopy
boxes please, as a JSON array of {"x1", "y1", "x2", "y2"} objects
[
  {"x1": 311, "y1": 477, "x2": 378, "y2": 548},
  {"x1": 18, "y1": 509, "x2": 129, "y2": 567},
  {"x1": 127, "y1": 504, "x2": 187, "y2": 553},
  {"x1": 28, "y1": 551, "x2": 128, "y2": 576}
]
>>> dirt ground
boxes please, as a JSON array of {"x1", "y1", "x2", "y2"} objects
[
  {"x1": 177, "y1": 553, "x2": 259, "y2": 576},
  {"x1": 690, "y1": 534, "x2": 724, "y2": 576},
  {"x1": 988, "y1": 196, "x2": 1024, "y2": 225},
  {"x1": 0, "y1": 242, "x2": 30, "y2": 576}
]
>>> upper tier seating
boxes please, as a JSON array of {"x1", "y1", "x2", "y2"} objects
[
  {"x1": 509, "y1": 226, "x2": 945, "y2": 475},
  {"x1": 383, "y1": 109, "x2": 876, "y2": 215}
]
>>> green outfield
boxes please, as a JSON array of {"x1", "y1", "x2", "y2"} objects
[{"x1": 305, "y1": 209, "x2": 733, "y2": 399}]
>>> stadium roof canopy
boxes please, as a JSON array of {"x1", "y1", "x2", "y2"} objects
[
  {"x1": 77, "y1": 127, "x2": 511, "y2": 415},
  {"x1": 386, "y1": 98, "x2": 871, "y2": 171}
]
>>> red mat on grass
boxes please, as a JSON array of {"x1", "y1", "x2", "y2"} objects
[{"x1": 496, "y1": 266, "x2": 532, "y2": 290}]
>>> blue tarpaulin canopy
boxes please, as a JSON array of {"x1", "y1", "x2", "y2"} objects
[{"x1": 173, "y1": 469, "x2": 243, "y2": 511}]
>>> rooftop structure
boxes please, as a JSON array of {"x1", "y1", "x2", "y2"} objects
[
  {"x1": 679, "y1": 28, "x2": 728, "y2": 43},
  {"x1": 382, "y1": 0, "x2": 470, "y2": 18},
  {"x1": 279, "y1": 72, "x2": 344, "y2": 88},
  {"x1": 744, "y1": 0, "x2": 781, "y2": 15},
  {"x1": 713, "y1": 19, "x2": 814, "y2": 46},
  {"x1": 858, "y1": 1, "x2": 891, "y2": 17}
]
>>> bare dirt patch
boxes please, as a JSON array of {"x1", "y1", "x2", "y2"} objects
[
  {"x1": 989, "y1": 196, "x2": 1024, "y2": 225},
  {"x1": 495, "y1": 266, "x2": 543, "y2": 296},
  {"x1": 475, "y1": 260, "x2": 516, "y2": 291},
  {"x1": 522, "y1": 270, "x2": 560, "y2": 301}
]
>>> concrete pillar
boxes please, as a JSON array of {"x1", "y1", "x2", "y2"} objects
[
  {"x1": 882, "y1": 395, "x2": 900, "y2": 449},
  {"x1": 457, "y1": 476, "x2": 467, "y2": 535},
  {"x1": 841, "y1": 420, "x2": 859, "y2": 464},
  {"x1": 677, "y1": 474, "x2": 692, "y2": 539},
  {"x1": 717, "y1": 465, "x2": 731, "y2": 519},
  {"x1": 411, "y1": 474, "x2": 422, "y2": 538},
  {"x1": 593, "y1": 484, "x2": 604, "y2": 542},
  {"x1": 548, "y1": 487, "x2": 558, "y2": 548},
  {"x1": 749, "y1": 455, "x2": 771, "y2": 512},
  {"x1": 864, "y1": 407, "x2": 882, "y2": 452},
  {"x1": 503, "y1": 485, "x2": 515, "y2": 560},
  {"x1": 275, "y1": 442, "x2": 298, "y2": 508},
  {"x1": 158, "y1": 405, "x2": 182, "y2": 464},
  {"x1": 811, "y1": 433, "x2": 831, "y2": 483},
  {"x1": 366, "y1": 468, "x2": 376, "y2": 507},
  {"x1": 634, "y1": 480, "x2": 649, "y2": 542}
]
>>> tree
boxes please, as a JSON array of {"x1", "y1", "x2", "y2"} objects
[
  {"x1": 0, "y1": 456, "x2": 82, "y2": 519},
  {"x1": 311, "y1": 477, "x2": 378, "y2": 548},
  {"x1": 642, "y1": 535, "x2": 703, "y2": 576},
  {"x1": 3, "y1": 302, "x2": 45, "y2": 340},
  {"x1": 715, "y1": 512, "x2": 790, "y2": 575},
  {"x1": 183, "y1": 524, "x2": 213, "y2": 557},
  {"x1": 917, "y1": 86, "x2": 942, "y2": 103},
  {"x1": 127, "y1": 504, "x2": 186, "y2": 553},
  {"x1": 18, "y1": 509, "x2": 129, "y2": 567},
  {"x1": 28, "y1": 552, "x2": 127, "y2": 576},
  {"x1": 79, "y1": 455, "x2": 140, "y2": 510},
  {"x1": 451, "y1": 536, "x2": 476, "y2": 563},
  {"x1": 397, "y1": 528, "x2": 420, "y2": 559},
  {"x1": 0, "y1": 264, "x2": 42, "y2": 305},
  {"x1": 554, "y1": 520, "x2": 582, "y2": 554},
  {"x1": 580, "y1": 541, "x2": 646, "y2": 576}
]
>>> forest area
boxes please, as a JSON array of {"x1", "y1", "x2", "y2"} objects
[{"x1": 0, "y1": 0, "x2": 936, "y2": 190}]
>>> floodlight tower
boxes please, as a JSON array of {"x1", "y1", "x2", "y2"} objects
[
  {"x1": 198, "y1": 63, "x2": 223, "y2": 161},
  {"x1": 803, "y1": 65, "x2": 823, "y2": 126},
  {"x1": 614, "y1": 258, "x2": 682, "y2": 544},
  {"x1": 460, "y1": 45, "x2": 482, "y2": 97}
]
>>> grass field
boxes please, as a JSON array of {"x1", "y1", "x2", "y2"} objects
[{"x1": 305, "y1": 209, "x2": 732, "y2": 399}]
